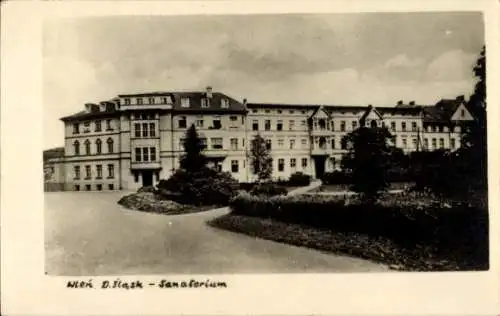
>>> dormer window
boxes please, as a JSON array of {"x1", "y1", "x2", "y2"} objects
[
  {"x1": 137, "y1": 98, "x2": 143, "y2": 105},
  {"x1": 162, "y1": 96, "x2": 172, "y2": 104},
  {"x1": 221, "y1": 98, "x2": 229, "y2": 108},
  {"x1": 124, "y1": 98, "x2": 131, "y2": 105},
  {"x1": 181, "y1": 97, "x2": 190, "y2": 108},
  {"x1": 201, "y1": 98, "x2": 208, "y2": 108},
  {"x1": 148, "y1": 97, "x2": 155, "y2": 104}
]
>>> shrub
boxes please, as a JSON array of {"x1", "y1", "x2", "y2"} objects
[
  {"x1": 228, "y1": 192, "x2": 488, "y2": 262},
  {"x1": 250, "y1": 183, "x2": 288, "y2": 196},
  {"x1": 321, "y1": 171, "x2": 351, "y2": 185},
  {"x1": 137, "y1": 186, "x2": 157, "y2": 193},
  {"x1": 157, "y1": 168, "x2": 238, "y2": 206},
  {"x1": 288, "y1": 172, "x2": 311, "y2": 186}
]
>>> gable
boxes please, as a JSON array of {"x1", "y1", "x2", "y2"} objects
[
  {"x1": 365, "y1": 108, "x2": 383, "y2": 120},
  {"x1": 450, "y1": 103, "x2": 474, "y2": 121},
  {"x1": 310, "y1": 106, "x2": 330, "y2": 119}
]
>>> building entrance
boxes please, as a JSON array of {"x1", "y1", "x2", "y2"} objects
[
  {"x1": 142, "y1": 170, "x2": 153, "y2": 187},
  {"x1": 313, "y1": 155, "x2": 327, "y2": 179}
]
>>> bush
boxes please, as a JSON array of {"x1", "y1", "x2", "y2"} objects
[
  {"x1": 228, "y1": 192, "x2": 488, "y2": 263},
  {"x1": 288, "y1": 172, "x2": 311, "y2": 186},
  {"x1": 137, "y1": 186, "x2": 157, "y2": 193},
  {"x1": 250, "y1": 183, "x2": 288, "y2": 196},
  {"x1": 157, "y1": 168, "x2": 238, "y2": 206},
  {"x1": 321, "y1": 171, "x2": 352, "y2": 185}
]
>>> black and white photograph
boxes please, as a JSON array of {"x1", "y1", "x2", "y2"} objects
[
  {"x1": 42, "y1": 11, "x2": 489, "y2": 276},
  {"x1": 2, "y1": 1, "x2": 499, "y2": 315}
]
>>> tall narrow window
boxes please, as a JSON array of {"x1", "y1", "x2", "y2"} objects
[
  {"x1": 221, "y1": 99, "x2": 229, "y2": 108},
  {"x1": 265, "y1": 120, "x2": 271, "y2": 131},
  {"x1": 401, "y1": 122, "x2": 407, "y2": 132},
  {"x1": 142, "y1": 123, "x2": 149, "y2": 137},
  {"x1": 96, "y1": 165, "x2": 103, "y2": 179},
  {"x1": 95, "y1": 120, "x2": 102, "y2": 132},
  {"x1": 181, "y1": 97, "x2": 190, "y2": 108},
  {"x1": 450, "y1": 138, "x2": 456, "y2": 149},
  {"x1": 134, "y1": 123, "x2": 141, "y2": 137},
  {"x1": 96, "y1": 139, "x2": 102, "y2": 154},
  {"x1": 107, "y1": 138, "x2": 114, "y2": 153},
  {"x1": 331, "y1": 138, "x2": 336, "y2": 149},
  {"x1": 277, "y1": 120, "x2": 283, "y2": 131},
  {"x1": 432, "y1": 138, "x2": 437, "y2": 149},
  {"x1": 85, "y1": 165, "x2": 91, "y2": 179},
  {"x1": 265, "y1": 139, "x2": 272, "y2": 150},
  {"x1": 391, "y1": 122, "x2": 396, "y2": 131},
  {"x1": 84, "y1": 140, "x2": 91, "y2": 155},
  {"x1": 340, "y1": 121, "x2": 346, "y2": 132},
  {"x1": 231, "y1": 160, "x2": 239, "y2": 173},
  {"x1": 150, "y1": 147, "x2": 156, "y2": 161},
  {"x1": 252, "y1": 120, "x2": 259, "y2": 131},
  {"x1": 424, "y1": 138, "x2": 429, "y2": 149},
  {"x1": 135, "y1": 148, "x2": 141, "y2": 162},
  {"x1": 301, "y1": 158, "x2": 307, "y2": 168},
  {"x1": 148, "y1": 97, "x2": 155, "y2": 104},
  {"x1": 149, "y1": 122, "x2": 156, "y2": 137},
  {"x1": 73, "y1": 140, "x2": 80, "y2": 155},
  {"x1": 143, "y1": 147, "x2": 149, "y2": 162},
  {"x1": 230, "y1": 138, "x2": 238, "y2": 150},
  {"x1": 439, "y1": 138, "x2": 444, "y2": 149},
  {"x1": 278, "y1": 139, "x2": 284, "y2": 148},
  {"x1": 137, "y1": 98, "x2": 143, "y2": 105},
  {"x1": 412, "y1": 122, "x2": 417, "y2": 131},
  {"x1": 278, "y1": 159, "x2": 285, "y2": 172},
  {"x1": 352, "y1": 121, "x2": 357, "y2": 130},
  {"x1": 201, "y1": 98, "x2": 208, "y2": 108},
  {"x1": 212, "y1": 119, "x2": 221, "y2": 129},
  {"x1": 107, "y1": 164, "x2": 114, "y2": 178},
  {"x1": 73, "y1": 123, "x2": 80, "y2": 134},
  {"x1": 74, "y1": 166, "x2": 80, "y2": 179},
  {"x1": 289, "y1": 139, "x2": 295, "y2": 149},
  {"x1": 106, "y1": 119, "x2": 112, "y2": 131},
  {"x1": 290, "y1": 158, "x2": 296, "y2": 168},
  {"x1": 289, "y1": 120, "x2": 295, "y2": 130}
]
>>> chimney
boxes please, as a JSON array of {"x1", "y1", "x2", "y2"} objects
[
  {"x1": 206, "y1": 86, "x2": 213, "y2": 99},
  {"x1": 99, "y1": 102, "x2": 107, "y2": 112},
  {"x1": 409, "y1": 101, "x2": 415, "y2": 106},
  {"x1": 243, "y1": 98, "x2": 247, "y2": 105},
  {"x1": 84, "y1": 103, "x2": 94, "y2": 113},
  {"x1": 397, "y1": 100, "x2": 404, "y2": 106},
  {"x1": 456, "y1": 95, "x2": 465, "y2": 102}
]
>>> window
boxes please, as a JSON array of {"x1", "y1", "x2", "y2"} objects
[
  {"x1": 331, "y1": 138, "x2": 336, "y2": 149},
  {"x1": 289, "y1": 120, "x2": 295, "y2": 130},
  {"x1": 278, "y1": 139, "x2": 284, "y2": 148},
  {"x1": 137, "y1": 98, "x2": 143, "y2": 105},
  {"x1": 150, "y1": 147, "x2": 156, "y2": 161},
  {"x1": 439, "y1": 138, "x2": 444, "y2": 149},
  {"x1": 352, "y1": 121, "x2": 357, "y2": 130},
  {"x1": 402, "y1": 138, "x2": 407, "y2": 148},
  {"x1": 289, "y1": 110, "x2": 294, "y2": 114},
  {"x1": 390, "y1": 122, "x2": 396, "y2": 132},
  {"x1": 141, "y1": 123, "x2": 148, "y2": 137},
  {"x1": 265, "y1": 139, "x2": 272, "y2": 150},
  {"x1": 107, "y1": 138, "x2": 114, "y2": 153},
  {"x1": 73, "y1": 123, "x2": 80, "y2": 134},
  {"x1": 221, "y1": 99, "x2": 229, "y2": 108},
  {"x1": 211, "y1": 138, "x2": 223, "y2": 149},
  {"x1": 84, "y1": 140, "x2": 91, "y2": 155},
  {"x1": 74, "y1": 166, "x2": 80, "y2": 179},
  {"x1": 143, "y1": 148, "x2": 149, "y2": 162},
  {"x1": 196, "y1": 119, "x2": 204, "y2": 128},
  {"x1": 451, "y1": 138, "x2": 456, "y2": 149},
  {"x1": 290, "y1": 139, "x2": 295, "y2": 149},
  {"x1": 179, "y1": 138, "x2": 185, "y2": 150},
  {"x1": 412, "y1": 138, "x2": 417, "y2": 148},
  {"x1": 178, "y1": 116, "x2": 187, "y2": 128},
  {"x1": 134, "y1": 172, "x2": 139, "y2": 183},
  {"x1": 301, "y1": 138, "x2": 307, "y2": 148},
  {"x1": 106, "y1": 119, "x2": 112, "y2": 131},
  {"x1": 181, "y1": 97, "x2": 190, "y2": 108},
  {"x1": 454, "y1": 126, "x2": 461, "y2": 133},
  {"x1": 461, "y1": 109, "x2": 465, "y2": 117},
  {"x1": 74, "y1": 185, "x2": 80, "y2": 191},
  {"x1": 424, "y1": 138, "x2": 429, "y2": 149},
  {"x1": 149, "y1": 123, "x2": 156, "y2": 137},
  {"x1": 278, "y1": 159, "x2": 285, "y2": 172},
  {"x1": 301, "y1": 120, "x2": 306, "y2": 126},
  {"x1": 85, "y1": 184, "x2": 91, "y2": 191},
  {"x1": 84, "y1": 121, "x2": 90, "y2": 132},
  {"x1": 401, "y1": 122, "x2": 407, "y2": 132},
  {"x1": 265, "y1": 109, "x2": 270, "y2": 113},
  {"x1": 443, "y1": 126, "x2": 449, "y2": 133},
  {"x1": 95, "y1": 120, "x2": 102, "y2": 132},
  {"x1": 108, "y1": 184, "x2": 114, "y2": 190},
  {"x1": 252, "y1": 109, "x2": 258, "y2": 113},
  {"x1": 135, "y1": 148, "x2": 141, "y2": 162},
  {"x1": 432, "y1": 138, "x2": 437, "y2": 149},
  {"x1": 301, "y1": 158, "x2": 308, "y2": 168},
  {"x1": 96, "y1": 165, "x2": 102, "y2": 179},
  {"x1": 85, "y1": 165, "x2": 91, "y2": 179},
  {"x1": 124, "y1": 98, "x2": 131, "y2": 105},
  {"x1": 96, "y1": 139, "x2": 102, "y2": 154},
  {"x1": 277, "y1": 110, "x2": 282, "y2": 114},
  {"x1": 201, "y1": 98, "x2": 208, "y2": 108},
  {"x1": 341, "y1": 138, "x2": 347, "y2": 150},
  {"x1": 231, "y1": 160, "x2": 239, "y2": 173},
  {"x1": 252, "y1": 120, "x2": 259, "y2": 131},
  {"x1": 73, "y1": 140, "x2": 80, "y2": 155},
  {"x1": 290, "y1": 158, "x2": 296, "y2": 168},
  {"x1": 412, "y1": 122, "x2": 417, "y2": 131},
  {"x1": 277, "y1": 120, "x2": 283, "y2": 131},
  {"x1": 230, "y1": 138, "x2": 238, "y2": 150},
  {"x1": 230, "y1": 116, "x2": 238, "y2": 125},
  {"x1": 155, "y1": 172, "x2": 160, "y2": 182},
  {"x1": 107, "y1": 164, "x2": 114, "y2": 178},
  {"x1": 134, "y1": 123, "x2": 141, "y2": 137},
  {"x1": 148, "y1": 97, "x2": 155, "y2": 104},
  {"x1": 212, "y1": 118, "x2": 221, "y2": 129},
  {"x1": 265, "y1": 120, "x2": 271, "y2": 131},
  {"x1": 340, "y1": 121, "x2": 346, "y2": 132},
  {"x1": 200, "y1": 138, "x2": 207, "y2": 149}
]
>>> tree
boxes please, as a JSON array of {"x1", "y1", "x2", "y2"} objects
[
  {"x1": 341, "y1": 126, "x2": 394, "y2": 200},
  {"x1": 180, "y1": 124, "x2": 207, "y2": 173},
  {"x1": 249, "y1": 134, "x2": 273, "y2": 183}
]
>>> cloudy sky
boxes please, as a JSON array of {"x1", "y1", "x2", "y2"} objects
[{"x1": 43, "y1": 12, "x2": 484, "y2": 149}]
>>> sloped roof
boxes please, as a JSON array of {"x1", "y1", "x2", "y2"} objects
[
  {"x1": 422, "y1": 98, "x2": 468, "y2": 124},
  {"x1": 60, "y1": 108, "x2": 119, "y2": 122},
  {"x1": 43, "y1": 147, "x2": 64, "y2": 162},
  {"x1": 170, "y1": 92, "x2": 246, "y2": 113}
]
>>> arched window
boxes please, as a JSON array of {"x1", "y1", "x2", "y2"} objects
[
  {"x1": 84, "y1": 140, "x2": 91, "y2": 155},
  {"x1": 107, "y1": 138, "x2": 114, "y2": 153},
  {"x1": 73, "y1": 140, "x2": 80, "y2": 155},
  {"x1": 370, "y1": 120, "x2": 377, "y2": 128},
  {"x1": 96, "y1": 139, "x2": 102, "y2": 154}
]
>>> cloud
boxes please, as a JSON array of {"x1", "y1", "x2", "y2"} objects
[{"x1": 425, "y1": 50, "x2": 476, "y2": 81}]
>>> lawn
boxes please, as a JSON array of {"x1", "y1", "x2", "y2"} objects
[{"x1": 313, "y1": 182, "x2": 414, "y2": 193}]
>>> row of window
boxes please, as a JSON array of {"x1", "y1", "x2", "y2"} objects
[
  {"x1": 74, "y1": 164, "x2": 115, "y2": 180},
  {"x1": 74, "y1": 183, "x2": 115, "y2": 191},
  {"x1": 251, "y1": 109, "x2": 308, "y2": 115},
  {"x1": 178, "y1": 116, "x2": 242, "y2": 129},
  {"x1": 252, "y1": 158, "x2": 309, "y2": 174},
  {"x1": 134, "y1": 147, "x2": 157, "y2": 162},
  {"x1": 120, "y1": 96, "x2": 230, "y2": 109},
  {"x1": 252, "y1": 119, "x2": 307, "y2": 131},
  {"x1": 312, "y1": 136, "x2": 457, "y2": 150},
  {"x1": 73, "y1": 138, "x2": 114, "y2": 156},
  {"x1": 73, "y1": 120, "x2": 113, "y2": 134},
  {"x1": 134, "y1": 122, "x2": 157, "y2": 138},
  {"x1": 423, "y1": 138, "x2": 457, "y2": 150},
  {"x1": 179, "y1": 137, "x2": 245, "y2": 151}
]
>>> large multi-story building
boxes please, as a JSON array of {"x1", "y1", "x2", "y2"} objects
[{"x1": 44, "y1": 87, "x2": 475, "y2": 191}]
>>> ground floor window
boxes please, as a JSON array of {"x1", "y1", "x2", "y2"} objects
[
  {"x1": 74, "y1": 184, "x2": 80, "y2": 191},
  {"x1": 96, "y1": 184, "x2": 102, "y2": 191},
  {"x1": 231, "y1": 160, "x2": 239, "y2": 173},
  {"x1": 278, "y1": 159, "x2": 285, "y2": 172},
  {"x1": 85, "y1": 184, "x2": 91, "y2": 191},
  {"x1": 108, "y1": 184, "x2": 114, "y2": 190},
  {"x1": 301, "y1": 158, "x2": 308, "y2": 168},
  {"x1": 134, "y1": 171, "x2": 139, "y2": 183},
  {"x1": 155, "y1": 172, "x2": 160, "y2": 182},
  {"x1": 290, "y1": 158, "x2": 296, "y2": 168}
]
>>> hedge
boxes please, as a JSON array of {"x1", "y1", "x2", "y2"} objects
[{"x1": 228, "y1": 192, "x2": 488, "y2": 264}]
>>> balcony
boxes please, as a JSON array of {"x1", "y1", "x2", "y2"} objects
[{"x1": 130, "y1": 161, "x2": 161, "y2": 170}]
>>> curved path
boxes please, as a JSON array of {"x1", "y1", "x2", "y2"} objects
[{"x1": 45, "y1": 192, "x2": 388, "y2": 276}]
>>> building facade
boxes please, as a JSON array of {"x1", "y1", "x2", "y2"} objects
[{"x1": 45, "y1": 87, "x2": 475, "y2": 191}]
